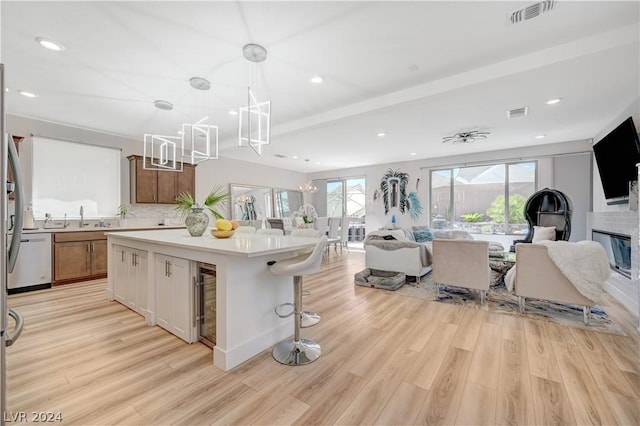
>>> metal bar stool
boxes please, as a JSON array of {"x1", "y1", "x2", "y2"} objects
[{"x1": 268, "y1": 235, "x2": 327, "y2": 365}]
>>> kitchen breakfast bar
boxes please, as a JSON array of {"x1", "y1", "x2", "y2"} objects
[{"x1": 106, "y1": 229, "x2": 317, "y2": 371}]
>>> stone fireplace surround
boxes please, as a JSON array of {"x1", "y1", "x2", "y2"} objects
[{"x1": 588, "y1": 210, "x2": 639, "y2": 330}]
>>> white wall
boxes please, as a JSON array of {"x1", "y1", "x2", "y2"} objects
[
  {"x1": 308, "y1": 139, "x2": 592, "y2": 234},
  {"x1": 7, "y1": 115, "x2": 306, "y2": 221}
]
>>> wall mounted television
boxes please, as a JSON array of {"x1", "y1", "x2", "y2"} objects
[{"x1": 592, "y1": 116, "x2": 640, "y2": 204}]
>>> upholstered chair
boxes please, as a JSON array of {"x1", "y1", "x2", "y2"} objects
[
  {"x1": 515, "y1": 243, "x2": 601, "y2": 324},
  {"x1": 432, "y1": 239, "x2": 490, "y2": 305}
]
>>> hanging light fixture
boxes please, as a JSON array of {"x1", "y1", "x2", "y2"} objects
[
  {"x1": 181, "y1": 77, "x2": 219, "y2": 165},
  {"x1": 299, "y1": 181, "x2": 319, "y2": 193},
  {"x1": 143, "y1": 100, "x2": 183, "y2": 171},
  {"x1": 238, "y1": 43, "x2": 271, "y2": 156}
]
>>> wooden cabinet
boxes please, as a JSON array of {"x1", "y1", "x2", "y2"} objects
[
  {"x1": 155, "y1": 254, "x2": 196, "y2": 343},
  {"x1": 53, "y1": 231, "x2": 107, "y2": 284},
  {"x1": 113, "y1": 245, "x2": 148, "y2": 315},
  {"x1": 128, "y1": 155, "x2": 196, "y2": 204}
]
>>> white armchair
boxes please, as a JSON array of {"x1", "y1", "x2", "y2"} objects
[
  {"x1": 432, "y1": 239, "x2": 490, "y2": 306},
  {"x1": 514, "y1": 242, "x2": 607, "y2": 324}
]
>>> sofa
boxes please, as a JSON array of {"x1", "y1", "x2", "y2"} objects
[{"x1": 364, "y1": 227, "x2": 474, "y2": 280}]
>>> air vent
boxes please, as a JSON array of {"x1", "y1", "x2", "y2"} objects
[
  {"x1": 507, "y1": 107, "x2": 528, "y2": 119},
  {"x1": 274, "y1": 154, "x2": 287, "y2": 158},
  {"x1": 509, "y1": 0, "x2": 555, "y2": 24}
]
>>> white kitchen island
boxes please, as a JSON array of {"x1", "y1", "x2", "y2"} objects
[{"x1": 106, "y1": 228, "x2": 317, "y2": 371}]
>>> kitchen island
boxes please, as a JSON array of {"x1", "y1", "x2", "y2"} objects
[{"x1": 106, "y1": 228, "x2": 317, "y2": 371}]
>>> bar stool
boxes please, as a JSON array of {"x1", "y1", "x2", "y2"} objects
[
  {"x1": 268, "y1": 236, "x2": 327, "y2": 365},
  {"x1": 290, "y1": 229, "x2": 323, "y2": 327}
]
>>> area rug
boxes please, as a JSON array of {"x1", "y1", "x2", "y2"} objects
[{"x1": 396, "y1": 276, "x2": 626, "y2": 336}]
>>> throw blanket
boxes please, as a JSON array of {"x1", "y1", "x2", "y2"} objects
[
  {"x1": 540, "y1": 240, "x2": 609, "y2": 303},
  {"x1": 504, "y1": 241, "x2": 609, "y2": 302},
  {"x1": 364, "y1": 235, "x2": 431, "y2": 267}
]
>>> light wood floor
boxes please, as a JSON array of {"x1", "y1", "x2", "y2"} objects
[{"x1": 6, "y1": 251, "x2": 640, "y2": 425}]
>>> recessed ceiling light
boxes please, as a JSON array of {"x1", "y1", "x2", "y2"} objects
[
  {"x1": 535, "y1": 134, "x2": 546, "y2": 139},
  {"x1": 310, "y1": 76, "x2": 323, "y2": 84},
  {"x1": 36, "y1": 37, "x2": 64, "y2": 51},
  {"x1": 410, "y1": 152, "x2": 417, "y2": 156},
  {"x1": 377, "y1": 132, "x2": 386, "y2": 137},
  {"x1": 292, "y1": 155, "x2": 298, "y2": 159},
  {"x1": 315, "y1": 161, "x2": 320, "y2": 165},
  {"x1": 177, "y1": 130, "x2": 184, "y2": 135},
  {"x1": 545, "y1": 98, "x2": 562, "y2": 105},
  {"x1": 228, "y1": 109, "x2": 238, "y2": 116},
  {"x1": 18, "y1": 90, "x2": 37, "y2": 98}
]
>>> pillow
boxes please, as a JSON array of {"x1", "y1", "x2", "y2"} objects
[
  {"x1": 532, "y1": 226, "x2": 556, "y2": 243},
  {"x1": 402, "y1": 228, "x2": 416, "y2": 242},
  {"x1": 413, "y1": 228, "x2": 435, "y2": 243}
]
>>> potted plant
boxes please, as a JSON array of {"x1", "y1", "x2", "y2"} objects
[
  {"x1": 175, "y1": 185, "x2": 230, "y2": 236},
  {"x1": 117, "y1": 204, "x2": 129, "y2": 227}
]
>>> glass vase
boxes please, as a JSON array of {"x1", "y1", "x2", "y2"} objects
[{"x1": 185, "y1": 207, "x2": 209, "y2": 237}]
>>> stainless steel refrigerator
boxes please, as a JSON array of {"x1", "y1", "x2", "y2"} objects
[{"x1": 1, "y1": 63, "x2": 26, "y2": 424}]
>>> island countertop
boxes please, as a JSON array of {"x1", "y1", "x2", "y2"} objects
[{"x1": 106, "y1": 228, "x2": 318, "y2": 257}]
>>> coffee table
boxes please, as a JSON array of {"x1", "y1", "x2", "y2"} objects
[{"x1": 489, "y1": 252, "x2": 516, "y2": 287}]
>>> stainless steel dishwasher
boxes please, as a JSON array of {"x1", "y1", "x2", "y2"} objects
[{"x1": 8, "y1": 233, "x2": 52, "y2": 294}]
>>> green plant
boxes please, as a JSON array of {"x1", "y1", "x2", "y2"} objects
[
  {"x1": 302, "y1": 215, "x2": 313, "y2": 224},
  {"x1": 117, "y1": 204, "x2": 128, "y2": 218},
  {"x1": 461, "y1": 211, "x2": 483, "y2": 223},
  {"x1": 175, "y1": 185, "x2": 230, "y2": 220},
  {"x1": 486, "y1": 194, "x2": 527, "y2": 224}
]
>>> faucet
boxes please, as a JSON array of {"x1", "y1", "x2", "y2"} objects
[{"x1": 79, "y1": 205, "x2": 84, "y2": 228}]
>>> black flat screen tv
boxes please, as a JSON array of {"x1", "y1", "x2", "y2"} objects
[{"x1": 593, "y1": 116, "x2": 640, "y2": 203}]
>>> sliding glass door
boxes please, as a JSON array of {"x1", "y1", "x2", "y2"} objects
[{"x1": 326, "y1": 177, "x2": 366, "y2": 241}]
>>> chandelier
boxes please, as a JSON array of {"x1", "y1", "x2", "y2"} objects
[
  {"x1": 442, "y1": 130, "x2": 490, "y2": 144},
  {"x1": 299, "y1": 181, "x2": 319, "y2": 193}
]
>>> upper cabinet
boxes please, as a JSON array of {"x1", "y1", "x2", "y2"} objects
[{"x1": 128, "y1": 155, "x2": 196, "y2": 204}]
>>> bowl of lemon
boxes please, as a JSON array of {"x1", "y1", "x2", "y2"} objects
[{"x1": 211, "y1": 218, "x2": 238, "y2": 238}]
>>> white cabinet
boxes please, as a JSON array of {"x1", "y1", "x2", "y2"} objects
[
  {"x1": 112, "y1": 245, "x2": 148, "y2": 316},
  {"x1": 155, "y1": 254, "x2": 196, "y2": 343}
]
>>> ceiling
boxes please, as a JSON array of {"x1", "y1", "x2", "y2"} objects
[{"x1": 1, "y1": 1, "x2": 639, "y2": 173}]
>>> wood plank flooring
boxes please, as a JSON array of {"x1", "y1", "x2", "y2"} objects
[{"x1": 6, "y1": 251, "x2": 640, "y2": 425}]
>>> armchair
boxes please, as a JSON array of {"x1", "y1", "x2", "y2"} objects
[
  {"x1": 514, "y1": 243, "x2": 602, "y2": 324},
  {"x1": 432, "y1": 239, "x2": 490, "y2": 306}
]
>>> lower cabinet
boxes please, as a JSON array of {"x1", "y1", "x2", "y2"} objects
[
  {"x1": 154, "y1": 254, "x2": 196, "y2": 343},
  {"x1": 53, "y1": 231, "x2": 108, "y2": 284},
  {"x1": 112, "y1": 245, "x2": 148, "y2": 316}
]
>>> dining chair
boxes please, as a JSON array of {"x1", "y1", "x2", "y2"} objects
[
  {"x1": 339, "y1": 216, "x2": 350, "y2": 253},
  {"x1": 326, "y1": 217, "x2": 341, "y2": 255}
]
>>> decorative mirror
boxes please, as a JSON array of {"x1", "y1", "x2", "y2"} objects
[
  {"x1": 230, "y1": 184, "x2": 273, "y2": 220},
  {"x1": 273, "y1": 188, "x2": 303, "y2": 218}
]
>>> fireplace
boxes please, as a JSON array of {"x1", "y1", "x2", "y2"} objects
[{"x1": 592, "y1": 229, "x2": 632, "y2": 279}]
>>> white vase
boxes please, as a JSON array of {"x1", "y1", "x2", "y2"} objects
[{"x1": 118, "y1": 218, "x2": 128, "y2": 227}]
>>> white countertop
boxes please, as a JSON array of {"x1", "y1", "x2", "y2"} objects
[{"x1": 107, "y1": 228, "x2": 319, "y2": 257}]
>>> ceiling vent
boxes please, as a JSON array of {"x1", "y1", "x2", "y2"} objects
[
  {"x1": 274, "y1": 154, "x2": 287, "y2": 158},
  {"x1": 509, "y1": 0, "x2": 555, "y2": 24},
  {"x1": 507, "y1": 107, "x2": 528, "y2": 119}
]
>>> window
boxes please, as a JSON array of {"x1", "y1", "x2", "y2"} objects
[
  {"x1": 430, "y1": 162, "x2": 536, "y2": 236},
  {"x1": 326, "y1": 177, "x2": 366, "y2": 241},
  {"x1": 32, "y1": 137, "x2": 121, "y2": 219}
]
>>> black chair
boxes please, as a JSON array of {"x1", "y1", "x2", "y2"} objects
[{"x1": 512, "y1": 188, "x2": 573, "y2": 249}]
